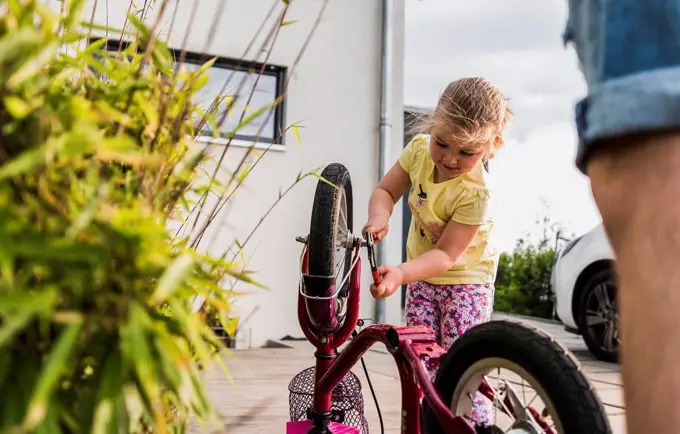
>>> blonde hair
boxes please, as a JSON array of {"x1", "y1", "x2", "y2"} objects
[{"x1": 409, "y1": 77, "x2": 513, "y2": 160}]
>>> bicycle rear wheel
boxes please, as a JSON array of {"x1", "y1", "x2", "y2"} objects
[
  {"x1": 304, "y1": 163, "x2": 354, "y2": 330},
  {"x1": 424, "y1": 320, "x2": 612, "y2": 434}
]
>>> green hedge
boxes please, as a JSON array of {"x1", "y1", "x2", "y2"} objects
[
  {"x1": 494, "y1": 242, "x2": 555, "y2": 319},
  {"x1": 494, "y1": 209, "x2": 570, "y2": 319}
]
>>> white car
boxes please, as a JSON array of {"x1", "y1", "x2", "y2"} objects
[{"x1": 550, "y1": 224, "x2": 619, "y2": 362}]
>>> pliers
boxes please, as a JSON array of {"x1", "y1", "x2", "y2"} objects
[{"x1": 364, "y1": 232, "x2": 383, "y2": 286}]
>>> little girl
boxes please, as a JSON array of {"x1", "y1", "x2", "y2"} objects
[{"x1": 362, "y1": 77, "x2": 511, "y2": 426}]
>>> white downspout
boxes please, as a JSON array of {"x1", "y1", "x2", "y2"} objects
[{"x1": 374, "y1": 0, "x2": 393, "y2": 324}]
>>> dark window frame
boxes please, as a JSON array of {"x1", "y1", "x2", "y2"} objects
[{"x1": 91, "y1": 38, "x2": 287, "y2": 146}]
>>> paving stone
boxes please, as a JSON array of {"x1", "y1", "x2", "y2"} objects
[{"x1": 189, "y1": 316, "x2": 626, "y2": 433}]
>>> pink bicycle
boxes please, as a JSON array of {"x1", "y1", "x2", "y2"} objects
[{"x1": 287, "y1": 163, "x2": 612, "y2": 434}]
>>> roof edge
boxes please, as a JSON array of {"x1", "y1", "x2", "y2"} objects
[{"x1": 404, "y1": 104, "x2": 434, "y2": 115}]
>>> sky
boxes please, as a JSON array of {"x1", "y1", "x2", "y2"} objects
[{"x1": 404, "y1": 0, "x2": 602, "y2": 253}]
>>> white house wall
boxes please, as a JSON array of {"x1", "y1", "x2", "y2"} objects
[{"x1": 81, "y1": 0, "x2": 405, "y2": 348}]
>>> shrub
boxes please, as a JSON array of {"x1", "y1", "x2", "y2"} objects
[
  {"x1": 0, "y1": 0, "x2": 315, "y2": 431},
  {"x1": 494, "y1": 243, "x2": 556, "y2": 319},
  {"x1": 494, "y1": 209, "x2": 571, "y2": 319}
]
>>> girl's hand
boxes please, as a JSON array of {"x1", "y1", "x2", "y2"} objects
[
  {"x1": 362, "y1": 216, "x2": 389, "y2": 242},
  {"x1": 370, "y1": 265, "x2": 403, "y2": 300}
]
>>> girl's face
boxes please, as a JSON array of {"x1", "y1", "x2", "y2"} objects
[{"x1": 429, "y1": 124, "x2": 487, "y2": 180}]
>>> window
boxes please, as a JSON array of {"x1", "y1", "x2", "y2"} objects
[
  {"x1": 93, "y1": 39, "x2": 287, "y2": 147},
  {"x1": 179, "y1": 52, "x2": 286, "y2": 146}
]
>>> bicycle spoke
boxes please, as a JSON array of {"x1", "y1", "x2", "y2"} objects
[
  {"x1": 526, "y1": 390, "x2": 539, "y2": 408},
  {"x1": 492, "y1": 387, "x2": 499, "y2": 428},
  {"x1": 338, "y1": 192, "x2": 348, "y2": 236},
  {"x1": 480, "y1": 368, "x2": 555, "y2": 432},
  {"x1": 335, "y1": 255, "x2": 346, "y2": 277}
]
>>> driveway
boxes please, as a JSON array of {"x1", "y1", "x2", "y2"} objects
[{"x1": 191, "y1": 314, "x2": 625, "y2": 433}]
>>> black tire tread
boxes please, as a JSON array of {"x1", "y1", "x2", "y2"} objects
[
  {"x1": 427, "y1": 320, "x2": 612, "y2": 434},
  {"x1": 307, "y1": 163, "x2": 353, "y2": 297}
]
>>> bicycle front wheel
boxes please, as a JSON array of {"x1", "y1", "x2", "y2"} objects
[
  {"x1": 304, "y1": 163, "x2": 354, "y2": 331},
  {"x1": 424, "y1": 320, "x2": 612, "y2": 434}
]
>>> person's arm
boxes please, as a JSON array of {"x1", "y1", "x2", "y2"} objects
[
  {"x1": 369, "y1": 185, "x2": 490, "y2": 299},
  {"x1": 397, "y1": 220, "x2": 480, "y2": 285},
  {"x1": 363, "y1": 162, "x2": 411, "y2": 240}
]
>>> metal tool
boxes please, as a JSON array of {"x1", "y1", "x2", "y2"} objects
[{"x1": 364, "y1": 232, "x2": 382, "y2": 286}]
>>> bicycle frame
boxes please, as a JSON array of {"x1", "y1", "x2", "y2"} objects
[
  {"x1": 296, "y1": 240, "x2": 475, "y2": 434},
  {"x1": 294, "y1": 238, "x2": 555, "y2": 434}
]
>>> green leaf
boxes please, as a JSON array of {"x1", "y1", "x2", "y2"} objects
[
  {"x1": 230, "y1": 95, "x2": 284, "y2": 137},
  {"x1": 194, "y1": 57, "x2": 217, "y2": 86},
  {"x1": 66, "y1": 187, "x2": 108, "y2": 239},
  {"x1": 6, "y1": 0, "x2": 25, "y2": 24},
  {"x1": 217, "y1": 95, "x2": 234, "y2": 122},
  {"x1": 91, "y1": 351, "x2": 128, "y2": 434},
  {"x1": 24, "y1": 321, "x2": 83, "y2": 430},
  {"x1": 48, "y1": 66, "x2": 80, "y2": 93},
  {"x1": 0, "y1": 28, "x2": 42, "y2": 66},
  {"x1": 84, "y1": 38, "x2": 109, "y2": 54},
  {"x1": 166, "y1": 299, "x2": 214, "y2": 368},
  {"x1": 312, "y1": 171, "x2": 339, "y2": 189},
  {"x1": 63, "y1": 0, "x2": 86, "y2": 30},
  {"x1": 222, "y1": 264, "x2": 267, "y2": 289},
  {"x1": 78, "y1": 21, "x2": 130, "y2": 36},
  {"x1": 0, "y1": 315, "x2": 36, "y2": 349},
  {"x1": 7, "y1": 234, "x2": 108, "y2": 264},
  {"x1": 125, "y1": 13, "x2": 174, "y2": 74},
  {"x1": 123, "y1": 305, "x2": 167, "y2": 430},
  {"x1": 0, "y1": 289, "x2": 58, "y2": 316},
  {"x1": 133, "y1": 91, "x2": 159, "y2": 127},
  {"x1": 3, "y1": 96, "x2": 31, "y2": 119},
  {"x1": 290, "y1": 124, "x2": 303, "y2": 146},
  {"x1": 3, "y1": 126, "x2": 92, "y2": 178},
  {"x1": 7, "y1": 43, "x2": 60, "y2": 90},
  {"x1": 281, "y1": 20, "x2": 298, "y2": 26},
  {"x1": 0, "y1": 289, "x2": 59, "y2": 347},
  {"x1": 172, "y1": 146, "x2": 206, "y2": 177},
  {"x1": 150, "y1": 254, "x2": 196, "y2": 304}
]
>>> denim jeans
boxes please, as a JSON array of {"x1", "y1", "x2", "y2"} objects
[{"x1": 563, "y1": 0, "x2": 680, "y2": 173}]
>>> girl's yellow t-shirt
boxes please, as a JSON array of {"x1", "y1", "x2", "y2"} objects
[{"x1": 400, "y1": 134, "x2": 498, "y2": 285}]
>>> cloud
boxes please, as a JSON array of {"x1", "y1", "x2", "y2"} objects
[
  {"x1": 406, "y1": 46, "x2": 586, "y2": 141},
  {"x1": 487, "y1": 123, "x2": 601, "y2": 251},
  {"x1": 405, "y1": 0, "x2": 569, "y2": 55},
  {"x1": 404, "y1": 2, "x2": 586, "y2": 107}
]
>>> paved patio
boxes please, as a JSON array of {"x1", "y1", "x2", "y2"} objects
[{"x1": 190, "y1": 314, "x2": 625, "y2": 433}]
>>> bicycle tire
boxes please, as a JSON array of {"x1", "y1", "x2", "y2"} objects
[
  {"x1": 424, "y1": 320, "x2": 612, "y2": 434},
  {"x1": 307, "y1": 163, "x2": 354, "y2": 299}
]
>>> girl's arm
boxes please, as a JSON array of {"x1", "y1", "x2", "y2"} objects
[
  {"x1": 396, "y1": 220, "x2": 480, "y2": 285},
  {"x1": 363, "y1": 162, "x2": 411, "y2": 240}
]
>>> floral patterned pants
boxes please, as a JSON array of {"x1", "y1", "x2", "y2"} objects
[{"x1": 405, "y1": 281, "x2": 494, "y2": 426}]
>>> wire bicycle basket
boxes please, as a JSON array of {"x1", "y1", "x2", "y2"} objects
[{"x1": 288, "y1": 366, "x2": 369, "y2": 434}]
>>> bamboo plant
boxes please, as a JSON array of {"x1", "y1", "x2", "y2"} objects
[{"x1": 0, "y1": 0, "x2": 320, "y2": 431}]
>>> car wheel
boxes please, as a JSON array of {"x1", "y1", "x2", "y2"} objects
[{"x1": 576, "y1": 268, "x2": 619, "y2": 362}]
